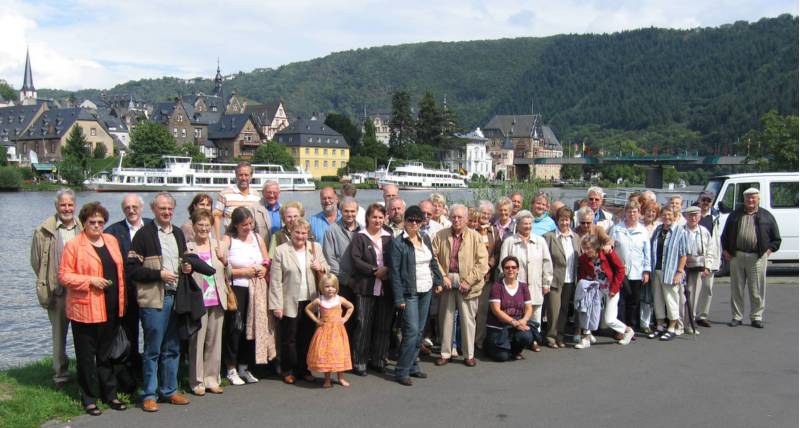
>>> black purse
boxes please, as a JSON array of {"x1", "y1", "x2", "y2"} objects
[{"x1": 107, "y1": 324, "x2": 130, "y2": 363}]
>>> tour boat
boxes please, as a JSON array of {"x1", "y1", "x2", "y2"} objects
[
  {"x1": 378, "y1": 159, "x2": 467, "y2": 190},
  {"x1": 88, "y1": 155, "x2": 315, "y2": 192}
]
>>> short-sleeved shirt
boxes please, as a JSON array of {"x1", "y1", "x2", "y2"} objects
[
  {"x1": 487, "y1": 281, "x2": 532, "y2": 328},
  {"x1": 214, "y1": 186, "x2": 260, "y2": 228}
]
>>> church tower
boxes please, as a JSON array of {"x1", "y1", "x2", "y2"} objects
[
  {"x1": 20, "y1": 47, "x2": 37, "y2": 101},
  {"x1": 212, "y1": 58, "x2": 223, "y2": 97}
]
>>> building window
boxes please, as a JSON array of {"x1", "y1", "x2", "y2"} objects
[
  {"x1": 173, "y1": 128, "x2": 178, "y2": 137},
  {"x1": 324, "y1": 161, "x2": 328, "y2": 168},
  {"x1": 177, "y1": 114, "x2": 183, "y2": 122},
  {"x1": 332, "y1": 160, "x2": 336, "y2": 167},
  {"x1": 308, "y1": 137, "x2": 313, "y2": 143},
  {"x1": 305, "y1": 160, "x2": 310, "y2": 169},
  {"x1": 323, "y1": 148, "x2": 328, "y2": 155},
  {"x1": 90, "y1": 128, "x2": 97, "y2": 136},
  {"x1": 181, "y1": 128, "x2": 187, "y2": 138},
  {"x1": 314, "y1": 160, "x2": 319, "y2": 167},
  {"x1": 278, "y1": 136, "x2": 283, "y2": 143},
  {"x1": 246, "y1": 134, "x2": 252, "y2": 142},
  {"x1": 305, "y1": 148, "x2": 309, "y2": 155},
  {"x1": 314, "y1": 148, "x2": 319, "y2": 155}
]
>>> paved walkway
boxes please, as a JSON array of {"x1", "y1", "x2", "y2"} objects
[{"x1": 52, "y1": 276, "x2": 798, "y2": 428}]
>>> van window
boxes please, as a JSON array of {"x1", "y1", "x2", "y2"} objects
[
  {"x1": 770, "y1": 182, "x2": 799, "y2": 209},
  {"x1": 720, "y1": 182, "x2": 759, "y2": 212}
]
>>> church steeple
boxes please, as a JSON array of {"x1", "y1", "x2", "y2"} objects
[
  {"x1": 20, "y1": 47, "x2": 36, "y2": 101},
  {"x1": 212, "y1": 58, "x2": 223, "y2": 97}
]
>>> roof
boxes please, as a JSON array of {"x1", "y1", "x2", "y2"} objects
[
  {"x1": 541, "y1": 125, "x2": 562, "y2": 151},
  {"x1": 275, "y1": 115, "x2": 348, "y2": 148},
  {"x1": 16, "y1": 108, "x2": 99, "y2": 141},
  {"x1": 245, "y1": 101, "x2": 282, "y2": 126},
  {"x1": 483, "y1": 114, "x2": 541, "y2": 138},
  {"x1": 97, "y1": 110, "x2": 128, "y2": 132},
  {"x1": 208, "y1": 114, "x2": 254, "y2": 140},
  {"x1": 21, "y1": 48, "x2": 34, "y2": 92},
  {"x1": 454, "y1": 127, "x2": 488, "y2": 142},
  {"x1": 0, "y1": 104, "x2": 43, "y2": 142},
  {"x1": 191, "y1": 111, "x2": 222, "y2": 126},
  {"x1": 150, "y1": 102, "x2": 176, "y2": 123}
]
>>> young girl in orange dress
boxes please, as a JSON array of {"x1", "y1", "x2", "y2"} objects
[{"x1": 305, "y1": 273, "x2": 355, "y2": 388}]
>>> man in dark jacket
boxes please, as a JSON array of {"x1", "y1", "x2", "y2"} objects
[
  {"x1": 105, "y1": 194, "x2": 151, "y2": 389},
  {"x1": 126, "y1": 192, "x2": 192, "y2": 412},
  {"x1": 720, "y1": 188, "x2": 781, "y2": 328}
]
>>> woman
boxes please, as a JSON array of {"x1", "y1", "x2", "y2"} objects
[
  {"x1": 498, "y1": 210, "x2": 553, "y2": 352},
  {"x1": 609, "y1": 200, "x2": 652, "y2": 333},
  {"x1": 268, "y1": 201, "x2": 309, "y2": 256},
  {"x1": 494, "y1": 197, "x2": 515, "y2": 240},
  {"x1": 349, "y1": 203, "x2": 393, "y2": 376},
  {"x1": 430, "y1": 193, "x2": 451, "y2": 228},
  {"x1": 575, "y1": 207, "x2": 595, "y2": 238},
  {"x1": 641, "y1": 201, "x2": 661, "y2": 238},
  {"x1": 484, "y1": 256, "x2": 534, "y2": 361},
  {"x1": 648, "y1": 206, "x2": 688, "y2": 341},
  {"x1": 269, "y1": 217, "x2": 328, "y2": 384},
  {"x1": 531, "y1": 192, "x2": 557, "y2": 237},
  {"x1": 474, "y1": 200, "x2": 501, "y2": 348},
  {"x1": 389, "y1": 205, "x2": 443, "y2": 385},
  {"x1": 186, "y1": 208, "x2": 228, "y2": 395},
  {"x1": 222, "y1": 207, "x2": 274, "y2": 386},
  {"x1": 180, "y1": 193, "x2": 213, "y2": 242},
  {"x1": 639, "y1": 200, "x2": 661, "y2": 331},
  {"x1": 58, "y1": 202, "x2": 127, "y2": 415},
  {"x1": 544, "y1": 207, "x2": 581, "y2": 348}
]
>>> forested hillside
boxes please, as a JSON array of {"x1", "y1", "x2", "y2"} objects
[{"x1": 39, "y1": 15, "x2": 798, "y2": 154}]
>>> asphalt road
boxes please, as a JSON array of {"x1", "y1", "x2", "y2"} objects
[{"x1": 53, "y1": 276, "x2": 798, "y2": 428}]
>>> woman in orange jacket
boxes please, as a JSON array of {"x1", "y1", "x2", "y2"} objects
[{"x1": 59, "y1": 202, "x2": 126, "y2": 416}]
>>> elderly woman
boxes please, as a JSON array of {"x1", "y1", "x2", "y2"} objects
[
  {"x1": 223, "y1": 207, "x2": 273, "y2": 386},
  {"x1": 498, "y1": 210, "x2": 553, "y2": 352},
  {"x1": 544, "y1": 207, "x2": 581, "y2": 348},
  {"x1": 270, "y1": 217, "x2": 328, "y2": 384},
  {"x1": 648, "y1": 206, "x2": 688, "y2": 341},
  {"x1": 641, "y1": 201, "x2": 661, "y2": 238},
  {"x1": 59, "y1": 202, "x2": 127, "y2": 415},
  {"x1": 389, "y1": 205, "x2": 443, "y2": 385},
  {"x1": 484, "y1": 256, "x2": 534, "y2": 361},
  {"x1": 494, "y1": 197, "x2": 515, "y2": 240},
  {"x1": 349, "y1": 203, "x2": 393, "y2": 376},
  {"x1": 609, "y1": 200, "x2": 652, "y2": 333},
  {"x1": 268, "y1": 201, "x2": 309, "y2": 256},
  {"x1": 531, "y1": 192, "x2": 557, "y2": 236},
  {"x1": 574, "y1": 206, "x2": 595, "y2": 238},
  {"x1": 429, "y1": 193, "x2": 451, "y2": 228},
  {"x1": 186, "y1": 208, "x2": 228, "y2": 396},
  {"x1": 180, "y1": 193, "x2": 213, "y2": 242},
  {"x1": 474, "y1": 200, "x2": 502, "y2": 348}
]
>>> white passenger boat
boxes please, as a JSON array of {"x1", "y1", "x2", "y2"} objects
[
  {"x1": 378, "y1": 159, "x2": 467, "y2": 190},
  {"x1": 88, "y1": 155, "x2": 315, "y2": 192}
]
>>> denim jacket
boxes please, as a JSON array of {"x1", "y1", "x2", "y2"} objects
[{"x1": 389, "y1": 232, "x2": 443, "y2": 307}]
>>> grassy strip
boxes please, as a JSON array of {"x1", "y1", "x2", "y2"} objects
[{"x1": 0, "y1": 359, "x2": 83, "y2": 428}]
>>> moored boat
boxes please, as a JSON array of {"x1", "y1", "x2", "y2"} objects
[{"x1": 378, "y1": 159, "x2": 467, "y2": 190}]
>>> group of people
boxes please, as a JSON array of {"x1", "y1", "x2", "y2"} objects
[{"x1": 31, "y1": 162, "x2": 781, "y2": 416}]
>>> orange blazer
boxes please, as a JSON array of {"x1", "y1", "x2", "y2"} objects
[{"x1": 58, "y1": 232, "x2": 126, "y2": 323}]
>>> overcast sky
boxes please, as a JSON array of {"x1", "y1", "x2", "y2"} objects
[{"x1": 0, "y1": 0, "x2": 796, "y2": 91}]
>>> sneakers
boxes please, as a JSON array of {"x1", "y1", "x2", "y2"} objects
[
  {"x1": 226, "y1": 368, "x2": 245, "y2": 386},
  {"x1": 618, "y1": 327, "x2": 635, "y2": 345},
  {"x1": 588, "y1": 334, "x2": 597, "y2": 344},
  {"x1": 238, "y1": 366, "x2": 259, "y2": 384},
  {"x1": 574, "y1": 337, "x2": 591, "y2": 349}
]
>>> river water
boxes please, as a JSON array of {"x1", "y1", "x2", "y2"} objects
[{"x1": 0, "y1": 186, "x2": 699, "y2": 368}]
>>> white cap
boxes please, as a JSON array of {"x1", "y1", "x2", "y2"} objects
[{"x1": 743, "y1": 187, "x2": 760, "y2": 195}]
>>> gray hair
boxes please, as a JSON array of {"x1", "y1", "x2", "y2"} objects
[
  {"x1": 341, "y1": 183, "x2": 357, "y2": 197},
  {"x1": 340, "y1": 196, "x2": 359, "y2": 209},
  {"x1": 262, "y1": 180, "x2": 280, "y2": 190},
  {"x1": 429, "y1": 193, "x2": 447, "y2": 206},
  {"x1": 587, "y1": 186, "x2": 605, "y2": 198},
  {"x1": 150, "y1": 191, "x2": 176, "y2": 209},
  {"x1": 121, "y1": 193, "x2": 144, "y2": 210},
  {"x1": 449, "y1": 203, "x2": 467, "y2": 217},
  {"x1": 669, "y1": 195, "x2": 683, "y2": 202},
  {"x1": 388, "y1": 197, "x2": 406, "y2": 209},
  {"x1": 54, "y1": 188, "x2": 76, "y2": 207},
  {"x1": 495, "y1": 196, "x2": 512, "y2": 210},
  {"x1": 478, "y1": 200, "x2": 494, "y2": 215},
  {"x1": 642, "y1": 190, "x2": 657, "y2": 202},
  {"x1": 515, "y1": 209, "x2": 534, "y2": 223},
  {"x1": 576, "y1": 206, "x2": 594, "y2": 221}
]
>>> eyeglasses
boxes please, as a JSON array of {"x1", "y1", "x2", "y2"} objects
[
  {"x1": 502, "y1": 265, "x2": 518, "y2": 270},
  {"x1": 406, "y1": 219, "x2": 422, "y2": 224},
  {"x1": 87, "y1": 220, "x2": 105, "y2": 226},
  {"x1": 580, "y1": 221, "x2": 593, "y2": 225},
  {"x1": 588, "y1": 198, "x2": 602, "y2": 202}
]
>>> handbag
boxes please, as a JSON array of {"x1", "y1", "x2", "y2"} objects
[
  {"x1": 685, "y1": 231, "x2": 706, "y2": 271},
  {"x1": 224, "y1": 236, "x2": 239, "y2": 312},
  {"x1": 107, "y1": 324, "x2": 130, "y2": 363}
]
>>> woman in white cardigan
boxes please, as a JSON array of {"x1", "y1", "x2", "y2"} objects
[{"x1": 499, "y1": 210, "x2": 553, "y2": 351}]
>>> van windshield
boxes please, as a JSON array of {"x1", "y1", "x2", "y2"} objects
[{"x1": 705, "y1": 179, "x2": 724, "y2": 200}]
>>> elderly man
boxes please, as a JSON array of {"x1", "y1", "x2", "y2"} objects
[
  {"x1": 310, "y1": 187, "x2": 341, "y2": 242},
  {"x1": 642, "y1": 190, "x2": 657, "y2": 203},
  {"x1": 105, "y1": 194, "x2": 152, "y2": 390},
  {"x1": 580, "y1": 186, "x2": 614, "y2": 231},
  {"x1": 432, "y1": 204, "x2": 489, "y2": 367},
  {"x1": 252, "y1": 180, "x2": 281, "y2": 244},
  {"x1": 696, "y1": 190, "x2": 721, "y2": 328},
  {"x1": 419, "y1": 200, "x2": 443, "y2": 239},
  {"x1": 213, "y1": 162, "x2": 260, "y2": 238},
  {"x1": 386, "y1": 197, "x2": 406, "y2": 237},
  {"x1": 341, "y1": 183, "x2": 367, "y2": 228},
  {"x1": 382, "y1": 183, "x2": 399, "y2": 206},
  {"x1": 127, "y1": 192, "x2": 192, "y2": 412},
  {"x1": 721, "y1": 188, "x2": 781, "y2": 328},
  {"x1": 509, "y1": 192, "x2": 524, "y2": 217},
  {"x1": 550, "y1": 200, "x2": 565, "y2": 221},
  {"x1": 323, "y1": 197, "x2": 361, "y2": 290},
  {"x1": 31, "y1": 189, "x2": 82, "y2": 388}
]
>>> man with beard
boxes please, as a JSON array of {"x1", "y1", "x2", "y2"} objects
[
  {"x1": 310, "y1": 187, "x2": 341, "y2": 242},
  {"x1": 213, "y1": 162, "x2": 260, "y2": 238},
  {"x1": 386, "y1": 197, "x2": 406, "y2": 237}
]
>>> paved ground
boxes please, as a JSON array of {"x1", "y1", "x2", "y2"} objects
[{"x1": 53, "y1": 276, "x2": 798, "y2": 428}]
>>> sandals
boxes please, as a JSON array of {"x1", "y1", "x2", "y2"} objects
[
  {"x1": 648, "y1": 330, "x2": 664, "y2": 339},
  {"x1": 85, "y1": 404, "x2": 102, "y2": 416},
  {"x1": 514, "y1": 353, "x2": 525, "y2": 360},
  {"x1": 108, "y1": 400, "x2": 127, "y2": 411},
  {"x1": 659, "y1": 331, "x2": 676, "y2": 341}
]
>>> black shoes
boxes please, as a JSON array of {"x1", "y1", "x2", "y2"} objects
[
  {"x1": 751, "y1": 320, "x2": 764, "y2": 328},
  {"x1": 728, "y1": 319, "x2": 743, "y2": 327}
]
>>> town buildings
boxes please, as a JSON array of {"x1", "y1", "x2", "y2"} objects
[
  {"x1": 440, "y1": 127, "x2": 492, "y2": 179},
  {"x1": 483, "y1": 114, "x2": 563, "y2": 181},
  {"x1": 275, "y1": 113, "x2": 349, "y2": 178}
]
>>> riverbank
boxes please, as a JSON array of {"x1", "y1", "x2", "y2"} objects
[{"x1": 0, "y1": 359, "x2": 84, "y2": 428}]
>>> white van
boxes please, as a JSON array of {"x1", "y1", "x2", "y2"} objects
[{"x1": 702, "y1": 172, "x2": 799, "y2": 263}]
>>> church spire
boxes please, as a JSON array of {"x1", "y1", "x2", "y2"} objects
[
  {"x1": 213, "y1": 58, "x2": 223, "y2": 97},
  {"x1": 20, "y1": 47, "x2": 36, "y2": 100}
]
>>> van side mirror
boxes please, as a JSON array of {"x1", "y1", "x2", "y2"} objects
[{"x1": 718, "y1": 201, "x2": 731, "y2": 214}]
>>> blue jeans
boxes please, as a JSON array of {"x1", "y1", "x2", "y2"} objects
[
  {"x1": 484, "y1": 325, "x2": 534, "y2": 362},
  {"x1": 395, "y1": 291, "x2": 432, "y2": 380},
  {"x1": 140, "y1": 294, "x2": 180, "y2": 400}
]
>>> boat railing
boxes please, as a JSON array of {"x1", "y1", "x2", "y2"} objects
[{"x1": 112, "y1": 167, "x2": 171, "y2": 173}]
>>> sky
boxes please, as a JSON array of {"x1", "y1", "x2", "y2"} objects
[{"x1": 0, "y1": 0, "x2": 796, "y2": 91}]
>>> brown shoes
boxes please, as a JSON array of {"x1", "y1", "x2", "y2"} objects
[
  {"x1": 434, "y1": 357, "x2": 450, "y2": 366},
  {"x1": 531, "y1": 342, "x2": 541, "y2": 352},
  {"x1": 142, "y1": 399, "x2": 159, "y2": 412},
  {"x1": 282, "y1": 374, "x2": 297, "y2": 384},
  {"x1": 697, "y1": 319, "x2": 712, "y2": 328},
  {"x1": 160, "y1": 393, "x2": 190, "y2": 405},
  {"x1": 206, "y1": 386, "x2": 224, "y2": 394},
  {"x1": 464, "y1": 358, "x2": 477, "y2": 367}
]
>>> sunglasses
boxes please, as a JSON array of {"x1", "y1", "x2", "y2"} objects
[
  {"x1": 502, "y1": 265, "x2": 518, "y2": 270},
  {"x1": 86, "y1": 220, "x2": 105, "y2": 226},
  {"x1": 406, "y1": 218, "x2": 423, "y2": 224}
]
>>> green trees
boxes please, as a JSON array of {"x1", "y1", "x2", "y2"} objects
[
  {"x1": 324, "y1": 113, "x2": 362, "y2": 151},
  {"x1": 127, "y1": 122, "x2": 178, "y2": 167},
  {"x1": 741, "y1": 110, "x2": 798, "y2": 172},
  {"x1": 60, "y1": 126, "x2": 91, "y2": 185},
  {"x1": 360, "y1": 118, "x2": 389, "y2": 160},
  {"x1": 344, "y1": 156, "x2": 375, "y2": 173},
  {"x1": 0, "y1": 166, "x2": 22, "y2": 190},
  {"x1": 180, "y1": 143, "x2": 206, "y2": 162},
  {"x1": 92, "y1": 143, "x2": 107, "y2": 159},
  {"x1": 253, "y1": 142, "x2": 295, "y2": 170},
  {"x1": 416, "y1": 92, "x2": 444, "y2": 147},
  {"x1": 389, "y1": 91, "x2": 414, "y2": 157},
  {"x1": 0, "y1": 79, "x2": 16, "y2": 103}
]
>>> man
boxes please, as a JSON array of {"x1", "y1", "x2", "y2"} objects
[
  {"x1": 669, "y1": 195, "x2": 686, "y2": 226},
  {"x1": 549, "y1": 200, "x2": 565, "y2": 221},
  {"x1": 341, "y1": 183, "x2": 366, "y2": 228},
  {"x1": 252, "y1": 180, "x2": 281, "y2": 244},
  {"x1": 642, "y1": 190, "x2": 657, "y2": 203},
  {"x1": 720, "y1": 188, "x2": 780, "y2": 328},
  {"x1": 531, "y1": 193, "x2": 557, "y2": 236},
  {"x1": 386, "y1": 197, "x2": 406, "y2": 237},
  {"x1": 679, "y1": 206, "x2": 717, "y2": 335},
  {"x1": 581, "y1": 186, "x2": 614, "y2": 231},
  {"x1": 696, "y1": 190, "x2": 721, "y2": 327},
  {"x1": 127, "y1": 192, "x2": 192, "y2": 412},
  {"x1": 213, "y1": 162, "x2": 261, "y2": 238},
  {"x1": 31, "y1": 189, "x2": 82, "y2": 388},
  {"x1": 509, "y1": 192, "x2": 524, "y2": 217},
  {"x1": 381, "y1": 183, "x2": 399, "y2": 206},
  {"x1": 432, "y1": 204, "x2": 489, "y2": 367},
  {"x1": 323, "y1": 197, "x2": 361, "y2": 290},
  {"x1": 105, "y1": 194, "x2": 152, "y2": 391},
  {"x1": 309, "y1": 187, "x2": 341, "y2": 242},
  {"x1": 419, "y1": 200, "x2": 443, "y2": 239}
]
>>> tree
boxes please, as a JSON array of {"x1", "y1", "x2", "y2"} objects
[
  {"x1": 252, "y1": 142, "x2": 295, "y2": 170},
  {"x1": 345, "y1": 156, "x2": 375, "y2": 173},
  {"x1": 416, "y1": 92, "x2": 443, "y2": 147},
  {"x1": 561, "y1": 164, "x2": 583, "y2": 180},
  {"x1": 360, "y1": 118, "x2": 389, "y2": 161},
  {"x1": 127, "y1": 122, "x2": 178, "y2": 167},
  {"x1": 93, "y1": 143, "x2": 107, "y2": 159},
  {"x1": 60, "y1": 125, "x2": 91, "y2": 185},
  {"x1": 180, "y1": 143, "x2": 206, "y2": 162},
  {"x1": 0, "y1": 166, "x2": 22, "y2": 190},
  {"x1": 743, "y1": 110, "x2": 798, "y2": 172},
  {"x1": 0, "y1": 79, "x2": 16, "y2": 103},
  {"x1": 0, "y1": 145, "x2": 7, "y2": 166},
  {"x1": 389, "y1": 91, "x2": 414, "y2": 157},
  {"x1": 324, "y1": 113, "x2": 362, "y2": 151}
]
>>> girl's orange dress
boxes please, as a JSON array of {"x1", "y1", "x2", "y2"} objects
[{"x1": 306, "y1": 295, "x2": 352, "y2": 372}]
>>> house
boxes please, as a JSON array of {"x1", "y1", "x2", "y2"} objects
[
  {"x1": 0, "y1": 93, "x2": 14, "y2": 108},
  {"x1": 14, "y1": 107, "x2": 114, "y2": 163},
  {"x1": 97, "y1": 110, "x2": 130, "y2": 148},
  {"x1": 208, "y1": 114, "x2": 264, "y2": 160},
  {"x1": 151, "y1": 99, "x2": 197, "y2": 147},
  {"x1": 441, "y1": 127, "x2": 492, "y2": 179},
  {"x1": 275, "y1": 113, "x2": 349, "y2": 178},
  {"x1": 0, "y1": 104, "x2": 47, "y2": 163},
  {"x1": 483, "y1": 114, "x2": 563, "y2": 181},
  {"x1": 245, "y1": 100, "x2": 289, "y2": 141},
  {"x1": 360, "y1": 111, "x2": 391, "y2": 146}
]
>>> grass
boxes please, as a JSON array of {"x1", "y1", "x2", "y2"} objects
[{"x1": 0, "y1": 359, "x2": 84, "y2": 428}]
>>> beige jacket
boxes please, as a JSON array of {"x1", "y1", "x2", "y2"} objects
[
  {"x1": 250, "y1": 203, "x2": 273, "y2": 247},
  {"x1": 30, "y1": 215, "x2": 83, "y2": 308},
  {"x1": 499, "y1": 233, "x2": 553, "y2": 305},
  {"x1": 432, "y1": 228, "x2": 489, "y2": 300},
  {"x1": 186, "y1": 238, "x2": 229, "y2": 310},
  {"x1": 269, "y1": 241, "x2": 329, "y2": 318}
]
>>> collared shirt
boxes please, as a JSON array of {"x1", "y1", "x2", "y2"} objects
[
  {"x1": 610, "y1": 222, "x2": 652, "y2": 280},
  {"x1": 157, "y1": 223, "x2": 180, "y2": 291},
  {"x1": 448, "y1": 232, "x2": 463, "y2": 272},
  {"x1": 267, "y1": 202, "x2": 282, "y2": 234},
  {"x1": 387, "y1": 221, "x2": 404, "y2": 237},
  {"x1": 421, "y1": 219, "x2": 443, "y2": 240},
  {"x1": 55, "y1": 218, "x2": 78, "y2": 249},
  {"x1": 559, "y1": 232, "x2": 576, "y2": 283},
  {"x1": 126, "y1": 219, "x2": 145, "y2": 242},
  {"x1": 685, "y1": 226, "x2": 704, "y2": 256},
  {"x1": 214, "y1": 186, "x2": 260, "y2": 228},
  {"x1": 494, "y1": 218, "x2": 515, "y2": 240},
  {"x1": 359, "y1": 228, "x2": 391, "y2": 296},
  {"x1": 736, "y1": 212, "x2": 758, "y2": 252},
  {"x1": 310, "y1": 210, "x2": 342, "y2": 242}
]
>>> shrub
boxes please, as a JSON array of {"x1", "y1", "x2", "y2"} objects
[{"x1": 0, "y1": 166, "x2": 22, "y2": 190}]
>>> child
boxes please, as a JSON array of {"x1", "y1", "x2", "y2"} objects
[
  {"x1": 574, "y1": 232, "x2": 634, "y2": 349},
  {"x1": 305, "y1": 273, "x2": 355, "y2": 388}
]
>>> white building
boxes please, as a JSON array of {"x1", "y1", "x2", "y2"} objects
[{"x1": 441, "y1": 127, "x2": 493, "y2": 179}]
